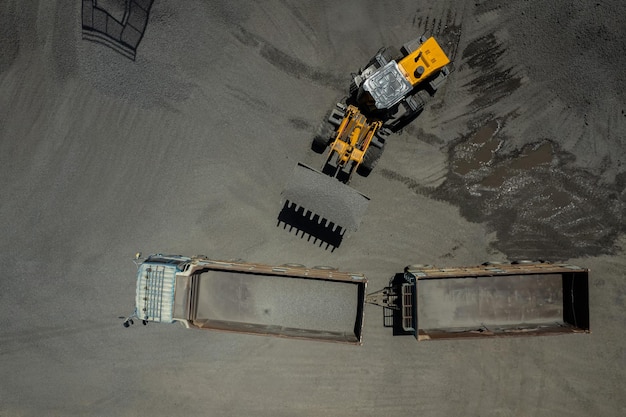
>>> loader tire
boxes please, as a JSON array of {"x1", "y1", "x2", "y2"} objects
[
  {"x1": 312, "y1": 121, "x2": 333, "y2": 153},
  {"x1": 349, "y1": 79, "x2": 359, "y2": 99},
  {"x1": 357, "y1": 145, "x2": 384, "y2": 177},
  {"x1": 381, "y1": 46, "x2": 401, "y2": 63}
]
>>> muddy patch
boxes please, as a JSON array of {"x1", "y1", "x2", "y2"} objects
[
  {"x1": 452, "y1": 119, "x2": 501, "y2": 175},
  {"x1": 430, "y1": 120, "x2": 624, "y2": 260},
  {"x1": 481, "y1": 141, "x2": 554, "y2": 188}
]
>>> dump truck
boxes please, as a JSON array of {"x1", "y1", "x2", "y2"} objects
[
  {"x1": 123, "y1": 254, "x2": 367, "y2": 344},
  {"x1": 281, "y1": 35, "x2": 451, "y2": 245},
  {"x1": 367, "y1": 262, "x2": 590, "y2": 341}
]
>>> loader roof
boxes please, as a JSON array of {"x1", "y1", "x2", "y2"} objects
[{"x1": 362, "y1": 61, "x2": 413, "y2": 110}]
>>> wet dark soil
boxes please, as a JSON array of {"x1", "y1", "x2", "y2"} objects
[
  {"x1": 400, "y1": 1, "x2": 626, "y2": 261},
  {"x1": 434, "y1": 121, "x2": 624, "y2": 260}
]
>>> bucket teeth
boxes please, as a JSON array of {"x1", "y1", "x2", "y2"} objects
[
  {"x1": 279, "y1": 163, "x2": 370, "y2": 249},
  {"x1": 277, "y1": 202, "x2": 344, "y2": 251},
  {"x1": 289, "y1": 162, "x2": 369, "y2": 231}
]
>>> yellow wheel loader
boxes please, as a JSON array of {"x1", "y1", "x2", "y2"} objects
[
  {"x1": 281, "y1": 35, "x2": 451, "y2": 246},
  {"x1": 315, "y1": 104, "x2": 384, "y2": 183}
]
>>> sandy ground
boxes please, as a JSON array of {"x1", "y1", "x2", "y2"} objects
[{"x1": 1, "y1": 0, "x2": 625, "y2": 416}]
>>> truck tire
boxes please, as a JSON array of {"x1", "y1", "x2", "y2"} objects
[
  {"x1": 312, "y1": 265, "x2": 338, "y2": 271},
  {"x1": 281, "y1": 263, "x2": 306, "y2": 268},
  {"x1": 405, "y1": 264, "x2": 434, "y2": 270},
  {"x1": 357, "y1": 144, "x2": 384, "y2": 177},
  {"x1": 511, "y1": 260, "x2": 537, "y2": 265}
]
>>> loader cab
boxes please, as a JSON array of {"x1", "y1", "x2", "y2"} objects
[
  {"x1": 359, "y1": 60, "x2": 414, "y2": 111},
  {"x1": 353, "y1": 36, "x2": 451, "y2": 121}
]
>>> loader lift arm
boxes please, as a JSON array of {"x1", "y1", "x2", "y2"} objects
[{"x1": 322, "y1": 105, "x2": 383, "y2": 183}]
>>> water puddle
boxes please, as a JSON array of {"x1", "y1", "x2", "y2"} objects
[
  {"x1": 511, "y1": 141, "x2": 554, "y2": 169},
  {"x1": 481, "y1": 141, "x2": 554, "y2": 187},
  {"x1": 453, "y1": 120, "x2": 501, "y2": 175}
]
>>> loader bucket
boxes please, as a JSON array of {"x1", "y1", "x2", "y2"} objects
[{"x1": 279, "y1": 163, "x2": 370, "y2": 249}]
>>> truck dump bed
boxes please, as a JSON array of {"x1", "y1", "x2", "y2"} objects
[
  {"x1": 374, "y1": 263, "x2": 590, "y2": 341},
  {"x1": 135, "y1": 255, "x2": 367, "y2": 344}
]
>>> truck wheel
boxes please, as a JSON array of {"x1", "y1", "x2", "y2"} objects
[
  {"x1": 312, "y1": 265, "x2": 337, "y2": 271},
  {"x1": 511, "y1": 260, "x2": 536, "y2": 265},
  {"x1": 405, "y1": 264, "x2": 434, "y2": 270},
  {"x1": 357, "y1": 145, "x2": 384, "y2": 177},
  {"x1": 281, "y1": 263, "x2": 306, "y2": 268}
]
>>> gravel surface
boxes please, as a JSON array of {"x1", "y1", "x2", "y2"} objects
[
  {"x1": 195, "y1": 270, "x2": 359, "y2": 333},
  {"x1": 1, "y1": 1, "x2": 625, "y2": 416}
]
